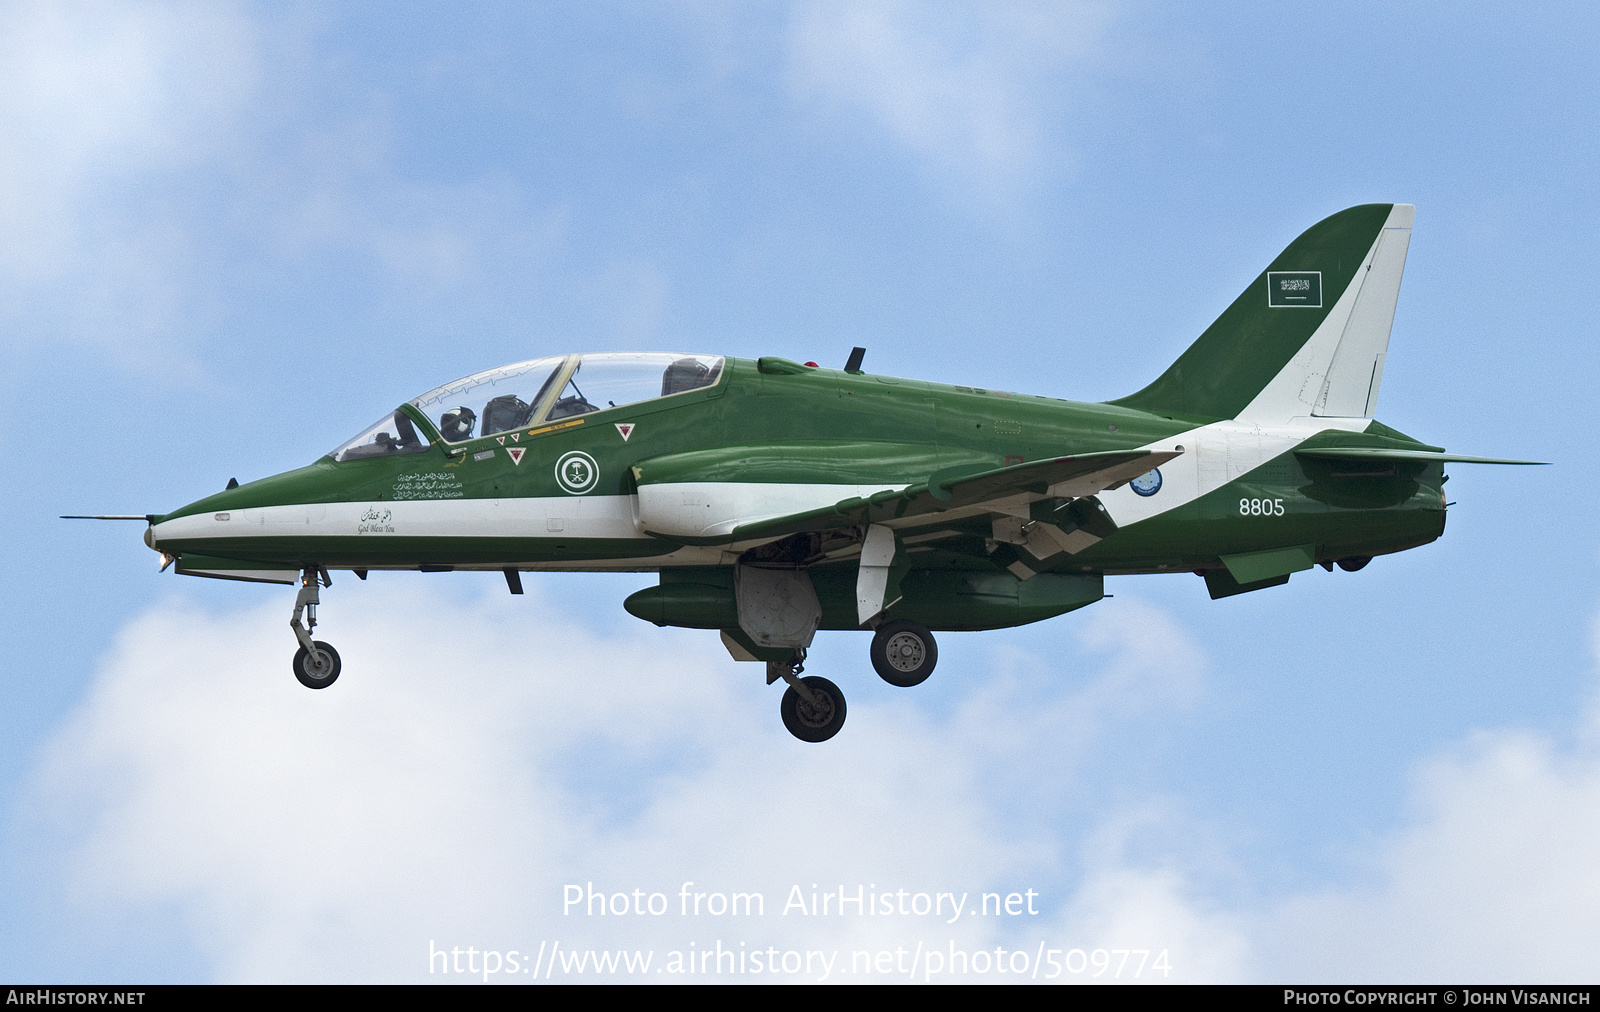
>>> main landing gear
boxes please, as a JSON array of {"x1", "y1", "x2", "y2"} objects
[
  {"x1": 290, "y1": 567, "x2": 341, "y2": 689},
  {"x1": 768, "y1": 651, "x2": 847, "y2": 743},
  {"x1": 781, "y1": 676, "x2": 848, "y2": 743},
  {"x1": 870, "y1": 620, "x2": 938, "y2": 687},
  {"x1": 765, "y1": 620, "x2": 941, "y2": 743}
]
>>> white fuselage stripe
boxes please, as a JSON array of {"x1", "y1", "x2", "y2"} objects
[
  {"x1": 636, "y1": 481, "x2": 905, "y2": 539},
  {"x1": 154, "y1": 420, "x2": 1367, "y2": 563},
  {"x1": 1096, "y1": 417, "x2": 1368, "y2": 527},
  {"x1": 152, "y1": 495, "x2": 651, "y2": 544}
]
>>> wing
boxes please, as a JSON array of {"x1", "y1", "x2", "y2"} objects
[
  {"x1": 726, "y1": 448, "x2": 1180, "y2": 543},
  {"x1": 762, "y1": 450, "x2": 1180, "y2": 626}
]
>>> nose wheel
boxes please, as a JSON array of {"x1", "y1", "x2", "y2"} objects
[
  {"x1": 289, "y1": 567, "x2": 340, "y2": 689},
  {"x1": 293, "y1": 641, "x2": 342, "y2": 688}
]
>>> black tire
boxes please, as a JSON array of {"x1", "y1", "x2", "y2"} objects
[
  {"x1": 1337, "y1": 556, "x2": 1372, "y2": 572},
  {"x1": 293, "y1": 640, "x2": 342, "y2": 689},
  {"x1": 781, "y1": 676, "x2": 847, "y2": 743},
  {"x1": 870, "y1": 620, "x2": 938, "y2": 687}
]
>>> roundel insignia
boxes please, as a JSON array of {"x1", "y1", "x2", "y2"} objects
[
  {"x1": 1130, "y1": 468, "x2": 1162, "y2": 497},
  {"x1": 555, "y1": 451, "x2": 599, "y2": 494}
]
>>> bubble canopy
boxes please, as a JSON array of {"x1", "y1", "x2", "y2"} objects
[{"x1": 330, "y1": 353, "x2": 724, "y2": 461}]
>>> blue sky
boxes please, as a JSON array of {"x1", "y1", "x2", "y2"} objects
[{"x1": 3, "y1": 1, "x2": 1598, "y2": 983}]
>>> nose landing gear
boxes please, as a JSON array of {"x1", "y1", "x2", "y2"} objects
[{"x1": 290, "y1": 567, "x2": 340, "y2": 689}]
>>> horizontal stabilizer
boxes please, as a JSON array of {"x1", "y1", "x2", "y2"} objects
[{"x1": 1294, "y1": 448, "x2": 1548, "y2": 466}]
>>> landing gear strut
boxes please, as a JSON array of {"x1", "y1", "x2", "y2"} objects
[
  {"x1": 768, "y1": 650, "x2": 847, "y2": 743},
  {"x1": 290, "y1": 567, "x2": 340, "y2": 689}
]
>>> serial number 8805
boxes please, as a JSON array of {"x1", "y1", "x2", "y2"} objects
[{"x1": 1239, "y1": 498, "x2": 1285, "y2": 516}]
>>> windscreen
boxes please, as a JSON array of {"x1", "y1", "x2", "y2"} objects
[{"x1": 330, "y1": 409, "x2": 431, "y2": 462}]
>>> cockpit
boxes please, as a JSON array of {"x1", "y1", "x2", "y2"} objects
[{"x1": 330, "y1": 352, "x2": 724, "y2": 462}]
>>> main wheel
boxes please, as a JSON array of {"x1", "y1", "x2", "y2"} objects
[
  {"x1": 870, "y1": 620, "x2": 937, "y2": 687},
  {"x1": 293, "y1": 640, "x2": 342, "y2": 689},
  {"x1": 781, "y1": 676, "x2": 847, "y2": 743}
]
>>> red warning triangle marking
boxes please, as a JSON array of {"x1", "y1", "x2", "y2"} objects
[
  {"x1": 507, "y1": 448, "x2": 525, "y2": 466},
  {"x1": 496, "y1": 436, "x2": 505, "y2": 445},
  {"x1": 510, "y1": 433, "x2": 520, "y2": 442},
  {"x1": 615, "y1": 423, "x2": 635, "y2": 441}
]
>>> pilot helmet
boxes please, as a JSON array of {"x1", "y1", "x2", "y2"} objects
[{"x1": 439, "y1": 406, "x2": 476, "y2": 441}]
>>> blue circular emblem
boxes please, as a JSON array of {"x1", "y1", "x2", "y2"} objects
[{"x1": 1130, "y1": 468, "x2": 1162, "y2": 497}]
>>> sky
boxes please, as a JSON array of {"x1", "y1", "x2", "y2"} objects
[{"x1": 2, "y1": 0, "x2": 1598, "y2": 984}]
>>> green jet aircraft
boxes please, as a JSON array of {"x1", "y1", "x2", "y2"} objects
[{"x1": 72, "y1": 203, "x2": 1541, "y2": 742}]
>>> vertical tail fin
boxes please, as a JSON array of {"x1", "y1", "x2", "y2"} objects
[{"x1": 1111, "y1": 203, "x2": 1414, "y2": 424}]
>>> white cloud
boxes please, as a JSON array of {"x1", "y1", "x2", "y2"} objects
[
  {"x1": 786, "y1": 1, "x2": 1110, "y2": 203},
  {"x1": 1264, "y1": 727, "x2": 1600, "y2": 982},
  {"x1": 0, "y1": 3, "x2": 567, "y2": 366},
  {"x1": 31, "y1": 582, "x2": 1235, "y2": 982},
  {"x1": 1055, "y1": 862, "x2": 1251, "y2": 983},
  {"x1": 1246, "y1": 613, "x2": 1600, "y2": 983},
  {"x1": 0, "y1": 0, "x2": 258, "y2": 370},
  {"x1": 34, "y1": 575, "x2": 1600, "y2": 983},
  {"x1": 0, "y1": 0, "x2": 258, "y2": 280}
]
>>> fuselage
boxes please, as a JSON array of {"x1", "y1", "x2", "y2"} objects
[
  {"x1": 149, "y1": 354, "x2": 1447, "y2": 594},
  {"x1": 119, "y1": 203, "x2": 1503, "y2": 741}
]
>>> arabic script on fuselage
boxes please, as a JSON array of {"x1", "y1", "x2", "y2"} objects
[
  {"x1": 392, "y1": 472, "x2": 465, "y2": 500},
  {"x1": 357, "y1": 507, "x2": 394, "y2": 534}
]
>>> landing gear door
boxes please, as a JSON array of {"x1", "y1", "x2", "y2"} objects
[{"x1": 734, "y1": 565, "x2": 821, "y2": 651}]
